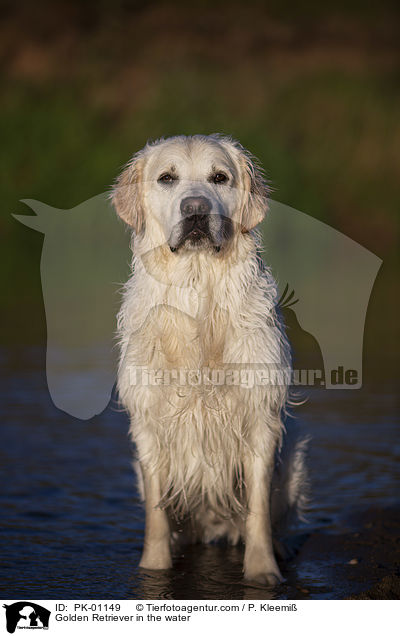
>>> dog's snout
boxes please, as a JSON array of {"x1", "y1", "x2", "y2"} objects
[{"x1": 180, "y1": 196, "x2": 211, "y2": 217}]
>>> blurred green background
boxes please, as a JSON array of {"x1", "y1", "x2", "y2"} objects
[{"x1": 1, "y1": 0, "x2": 398, "y2": 382}]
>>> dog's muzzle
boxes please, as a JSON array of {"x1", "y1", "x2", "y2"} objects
[
  {"x1": 169, "y1": 196, "x2": 233, "y2": 253},
  {"x1": 180, "y1": 196, "x2": 212, "y2": 244},
  {"x1": 169, "y1": 196, "x2": 212, "y2": 251},
  {"x1": 182, "y1": 212, "x2": 210, "y2": 241}
]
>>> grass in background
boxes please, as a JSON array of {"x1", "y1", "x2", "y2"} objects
[{"x1": 1, "y1": 1, "x2": 398, "y2": 365}]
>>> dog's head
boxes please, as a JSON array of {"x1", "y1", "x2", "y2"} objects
[{"x1": 111, "y1": 134, "x2": 269, "y2": 253}]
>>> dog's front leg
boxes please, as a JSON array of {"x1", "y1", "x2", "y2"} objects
[
  {"x1": 243, "y1": 445, "x2": 284, "y2": 585},
  {"x1": 139, "y1": 465, "x2": 172, "y2": 570}
]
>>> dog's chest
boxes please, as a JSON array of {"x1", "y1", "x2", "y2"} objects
[
  {"x1": 131, "y1": 267, "x2": 232, "y2": 369},
  {"x1": 146, "y1": 300, "x2": 230, "y2": 369}
]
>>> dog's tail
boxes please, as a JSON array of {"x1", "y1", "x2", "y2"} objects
[{"x1": 271, "y1": 423, "x2": 310, "y2": 534}]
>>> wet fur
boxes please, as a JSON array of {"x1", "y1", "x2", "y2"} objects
[{"x1": 112, "y1": 135, "x2": 308, "y2": 584}]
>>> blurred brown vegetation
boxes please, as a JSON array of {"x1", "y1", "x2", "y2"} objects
[{"x1": 0, "y1": 0, "x2": 399, "y2": 378}]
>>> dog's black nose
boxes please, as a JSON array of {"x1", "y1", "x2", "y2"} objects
[{"x1": 180, "y1": 196, "x2": 212, "y2": 217}]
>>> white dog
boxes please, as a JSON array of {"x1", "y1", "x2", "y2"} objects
[{"x1": 112, "y1": 134, "x2": 307, "y2": 585}]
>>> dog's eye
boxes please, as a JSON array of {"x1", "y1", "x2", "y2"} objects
[
  {"x1": 158, "y1": 173, "x2": 176, "y2": 184},
  {"x1": 212, "y1": 172, "x2": 228, "y2": 184}
]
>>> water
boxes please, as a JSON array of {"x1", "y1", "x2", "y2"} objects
[{"x1": 0, "y1": 346, "x2": 398, "y2": 599}]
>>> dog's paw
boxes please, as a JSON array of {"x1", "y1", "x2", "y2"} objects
[
  {"x1": 139, "y1": 548, "x2": 172, "y2": 570},
  {"x1": 245, "y1": 569, "x2": 285, "y2": 586},
  {"x1": 244, "y1": 564, "x2": 285, "y2": 586},
  {"x1": 244, "y1": 549, "x2": 285, "y2": 586}
]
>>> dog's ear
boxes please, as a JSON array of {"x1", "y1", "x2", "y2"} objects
[
  {"x1": 111, "y1": 151, "x2": 145, "y2": 234},
  {"x1": 239, "y1": 147, "x2": 269, "y2": 232}
]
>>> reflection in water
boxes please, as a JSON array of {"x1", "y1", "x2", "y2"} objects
[
  {"x1": 134, "y1": 545, "x2": 279, "y2": 600},
  {"x1": 0, "y1": 346, "x2": 398, "y2": 599}
]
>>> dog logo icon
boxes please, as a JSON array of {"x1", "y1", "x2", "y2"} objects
[{"x1": 3, "y1": 602, "x2": 50, "y2": 633}]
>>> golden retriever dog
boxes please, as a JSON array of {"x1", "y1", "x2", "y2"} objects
[{"x1": 112, "y1": 134, "x2": 307, "y2": 585}]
